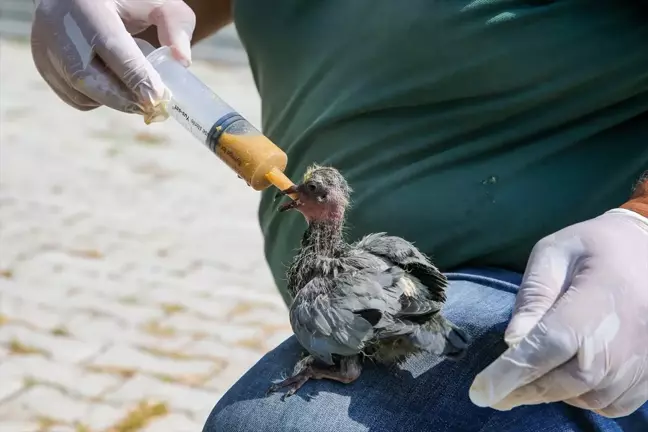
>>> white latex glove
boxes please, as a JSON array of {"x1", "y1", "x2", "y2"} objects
[
  {"x1": 31, "y1": 0, "x2": 196, "y2": 121},
  {"x1": 469, "y1": 209, "x2": 648, "y2": 418}
]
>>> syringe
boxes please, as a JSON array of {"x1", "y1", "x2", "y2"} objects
[{"x1": 135, "y1": 39, "x2": 297, "y2": 198}]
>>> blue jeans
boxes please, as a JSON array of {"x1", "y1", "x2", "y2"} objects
[{"x1": 204, "y1": 268, "x2": 648, "y2": 432}]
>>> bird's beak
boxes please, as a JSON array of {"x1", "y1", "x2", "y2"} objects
[
  {"x1": 281, "y1": 184, "x2": 299, "y2": 196},
  {"x1": 278, "y1": 184, "x2": 302, "y2": 212}
]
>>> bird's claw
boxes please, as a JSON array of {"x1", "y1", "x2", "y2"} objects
[
  {"x1": 265, "y1": 384, "x2": 280, "y2": 396},
  {"x1": 265, "y1": 371, "x2": 311, "y2": 400}
]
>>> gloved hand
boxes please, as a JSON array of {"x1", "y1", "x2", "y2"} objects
[
  {"x1": 31, "y1": 0, "x2": 196, "y2": 121},
  {"x1": 469, "y1": 209, "x2": 648, "y2": 418}
]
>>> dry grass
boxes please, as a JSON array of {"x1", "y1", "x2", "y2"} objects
[
  {"x1": 140, "y1": 346, "x2": 226, "y2": 367},
  {"x1": 119, "y1": 296, "x2": 139, "y2": 305},
  {"x1": 133, "y1": 132, "x2": 168, "y2": 145},
  {"x1": 139, "y1": 346, "x2": 192, "y2": 361},
  {"x1": 86, "y1": 365, "x2": 137, "y2": 379},
  {"x1": 35, "y1": 416, "x2": 62, "y2": 431},
  {"x1": 190, "y1": 331, "x2": 210, "y2": 340},
  {"x1": 141, "y1": 320, "x2": 176, "y2": 337},
  {"x1": 225, "y1": 300, "x2": 282, "y2": 319},
  {"x1": 68, "y1": 249, "x2": 104, "y2": 259},
  {"x1": 106, "y1": 400, "x2": 169, "y2": 432},
  {"x1": 152, "y1": 372, "x2": 210, "y2": 387},
  {"x1": 23, "y1": 376, "x2": 38, "y2": 388},
  {"x1": 160, "y1": 303, "x2": 185, "y2": 315},
  {"x1": 225, "y1": 302, "x2": 255, "y2": 318},
  {"x1": 73, "y1": 423, "x2": 92, "y2": 432},
  {"x1": 51, "y1": 326, "x2": 70, "y2": 337},
  {"x1": 8, "y1": 339, "x2": 47, "y2": 356},
  {"x1": 236, "y1": 337, "x2": 267, "y2": 352}
]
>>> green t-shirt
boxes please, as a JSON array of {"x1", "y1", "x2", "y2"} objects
[{"x1": 232, "y1": 0, "x2": 648, "y2": 304}]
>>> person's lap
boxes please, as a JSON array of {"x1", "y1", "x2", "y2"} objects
[{"x1": 204, "y1": 268, "x2": 648, "y2": 432}]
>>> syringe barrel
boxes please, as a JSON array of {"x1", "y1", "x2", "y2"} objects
[{"x1": 142, "y1": 43, "x2": 287, "y2": 191}]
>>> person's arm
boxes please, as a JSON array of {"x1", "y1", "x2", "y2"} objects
[
  {"x1": 621, "y1": 170, "x2": 648, "y2": 217},
  {"x1": 138, "y1": 0, "x2": 233, "y2": 47}
]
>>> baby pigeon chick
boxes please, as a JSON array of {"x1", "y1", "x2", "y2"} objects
[{"x1": 267, "y1": 164, "x2": 470, "y2": 399}]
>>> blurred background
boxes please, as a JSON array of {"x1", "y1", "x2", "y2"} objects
[{"x1": 0, "y1": 1, "x2": 292, "y2": 431}]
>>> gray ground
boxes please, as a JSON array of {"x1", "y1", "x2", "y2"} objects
[{"x1": 0, "y1": 38, "x2": 292, "y2": 431}]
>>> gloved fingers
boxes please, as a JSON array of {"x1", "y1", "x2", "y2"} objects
[
  {"x1": 32, "y1": 0, "x2": 167, "y2": 114},
  {"x1": 505, "y1": 235, "x2": 581, "y2": 346},
  {"x1": 30, "y1": 2, "x2": 100, "y2": 110},
  {"x1": 31, "y1": 13, "x2": 144, "y2": 114},
  {"x1": 592, "y1": 384, "x2": 648, "y2": 418},
  {"x1": 41, "y1": 70, "x2": 100, "y2": 111},
  {"x1": 489, "y1": 345, "x2": 609, "y2": 410},
  {"x1": 30, "y1": 36, "x2": 100, "y2": 111},
  {"x1": 471, "y1": 271, "x2": 623, "y2": 410},
  {"x1": 81, "y1": 2, "x2": 167, "y2": 113},
  {"x1": 469, "y1": 313, "x2": 578, "y2": 408},
  {"x1": 68, "y1": 57, "x2": 146, "y2": 114},
  {"x1": 149, "y1": 0, "x2": 196, "y2": 66},
  {"x1": 566, "y1": 357, "x2": 648, "y2": 418}
]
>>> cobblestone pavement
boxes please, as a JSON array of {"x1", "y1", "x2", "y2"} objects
[{"x1": 0, "y1": 39, "x2": 292, "y2": 431}]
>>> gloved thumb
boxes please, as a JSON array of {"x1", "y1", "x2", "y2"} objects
[
  {"x1": 505, "y1": 237, "x2": 576, "y2": 346},
  {"x1": 150, "y1": 0, "x2": 197, "y2": 67}
]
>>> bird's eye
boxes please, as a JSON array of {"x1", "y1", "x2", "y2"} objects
[{"x1": 307, "y1": 182, "x2": 318, "y2": 192}]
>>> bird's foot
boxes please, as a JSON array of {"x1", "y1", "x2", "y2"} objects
[
  {"x1": 266, "y1": 355, "x2": 362, "y2": 401},
  {"x1": 266, "y1": 369, "x2": 313, "y2": 400},
  {"x1": 266, "y1": 354, "x2": 315, "y2": 400}
]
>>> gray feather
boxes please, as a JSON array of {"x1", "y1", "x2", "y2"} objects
[
  {"x1": 284, "y1": 166, "x2": 467, "y2": 367},
  {"x1": 354, "y1": 232, "x2": 447, "y2": 302}
]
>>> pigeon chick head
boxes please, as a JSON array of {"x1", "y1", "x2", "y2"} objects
[{"x1": 278, "y1": 164, "x2": 351, "y2": 223}]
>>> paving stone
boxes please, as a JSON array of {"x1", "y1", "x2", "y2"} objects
[
  {"x1": 105, "y1": 374, "x2": 220, "y2": 414},
  {"x1": 0, "y1": 38, "x2": 290, "y2": 429},
  {"x1": 0, "y1": 324, "x2": 104, "y2": 363},
  {"x1": 44, "y1": 426, "x2": 78, "y2": 432},
  {"x1": 265, "y1": 331, "x2": 293, "y2": 351},
  {"x1": 66, "y1": 313, "x2": 193, "y2": 352},
  {"x1": 146, "y1": 288, "x2": 239, "y2": 316},
  {"x1": 182, "y1": 339, "x2": 260, "y2": 361},
  {"x1": 89, "y1": 344, "x2": 216, "y2": 377},
  {"x1": 0, "y1": 280, "x2": 73, "y2": 310},
  {"x1": 189, "y1": 341, "x2": 265, "y2": 392},
  {"x1": 162, "y1": 314, "x2": 226, "y2": 336},
  {"x1": 0, "y1": 356, "x2": 121, "y2": 399},
  {"x1": 141, "y1": 413, "x2": 199, "y2": 432},
  {"x1": 0, "y1": 421, "x2": 41, "y2": 432},
  {"x1": 45, "y1": 294, "x2": 162, "y2": 326},
  {"x1": 0, "y1": 386, "x2": 122, "y2": 429},
  {"x1": 205, "y1": 361, "x2": 259, "y2": 394},
  {"x1": 0, "y1": 379, "x2": 23, "y2": 402},
  {"x1": 194, "y1": 406, "x2": 219, "y2": 428},
  {"x1": 204, "y1": 288, "x2": 288, "y2": 309},
  {"x1": 0, "y1": 296, "x2": 65, "y2": 329}
]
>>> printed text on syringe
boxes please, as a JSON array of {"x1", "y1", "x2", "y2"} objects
[{"x1": 172, "y1": 104, "x2": 208, "y2": 137}]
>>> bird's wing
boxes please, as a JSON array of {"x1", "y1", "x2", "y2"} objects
[
  {"x1": 289, "y1": 267, "x2": 403, "y2": 365},
  {"x1": 354, "y1": 232, "x2": 447, "y2": 302}
]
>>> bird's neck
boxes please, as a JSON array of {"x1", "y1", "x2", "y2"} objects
[
  {"x1": 286, "y1": 219, "x2": 345, "y2": 297},
  {"x1": 301, "y1": 219, "x2": 345, "y2": 257}
]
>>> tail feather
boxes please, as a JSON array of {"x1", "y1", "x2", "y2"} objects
[{"x1": 409, "y1": 317, "x2": 470, "y2": 360}]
